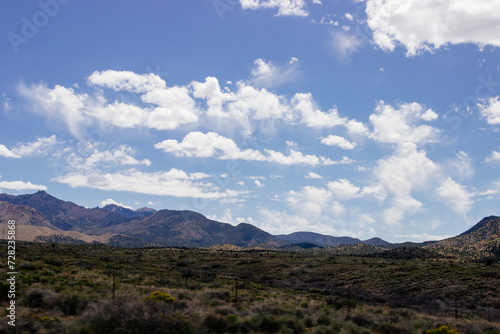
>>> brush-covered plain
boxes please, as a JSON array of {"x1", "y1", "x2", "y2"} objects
[{"x1": 1, "y1": 241, "x2": 500, "y2": 334}]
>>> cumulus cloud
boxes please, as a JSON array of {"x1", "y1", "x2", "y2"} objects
[
  {"x1": 445, "y1": 151, "x2": 474, "y2": 180},
  {"x1": 369, "y1": 101, "x2": 439, "y2": 146},
  {"x1": 154, "y1": 132, "x2": 265, "y2": 160},
  {"x1": 88, "y1": 70, "x2": 166, "y2": 93},
  {"x1": 327, "y1": 178, "x2": 362, "y2": 200},
  {"x1": 0, "y1": 180, "x2": 47, "y2": 191},
  {"x1": 0, "y1": 144, "x2": 21, "y2": 158},
  {"x1": 100, "y1": 198, "x2": 132, "y2": 209},
  {"x1": 55, "y1": 168, "x2": 242, "y2": 199},
  {"x1": 305, "y1": 172, "x2": 323, "y2": 179},
  {"x1": 479, "y1": 96, "x2": 500, "y2": 125},
  {"x1": 19, "y1": 66, "x2": 367, "y2": 139},
  {"x1": 331, "y1": 31, "x2": 365, "y2": 61},
  {"x1": 436, "y1": 177, "x2": 474, "y2": 215},
  {"x1": 155, "y1": 131, "x2": 346, "y2": 166},
  {"x1": 367, "y1": 143, "x2": 439, "y2": 225},
  {"x1": 11, "y1": 135, "x2": 59, "y2": 156},
  {"x1": 239, "y1": 0, "x2": 319, "y2": 16},
  {"x1": 249, "y1": 57, "x2": 299, "y2": 88},
  {"x1": 18, "y1": 70, "x2": 199, "y2": 138},
  {"x1": 485, "y1": 150, "x2": 500, "y2": 163},
  {"x1": 83, "y1": 145, "x2": 151, "y2": 169},
  {"x1": 18, "y1": 82, "x2": 90, "y2": 139},
  {"x1": 321, "y1": 135, "x2": 356, "y2": 149},
  {"x1": 288, "y1": 185, "x2": 342, "y2": 216},
  {"x1": 366, "y1": 0, "x2": 500, "y2": 56},
  {"x1": 291, "y1": 93, "x2": 367, "y2": 134}
]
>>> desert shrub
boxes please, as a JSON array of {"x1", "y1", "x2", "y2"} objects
[
  {"x1": 56, "y1": 293, "x2": 88, "y2": 315},
  {"x1": 427, "y1": 325, "x2": 459, "y2": 334},
  {"x1": 25, "y1": 288, "x2": 56, "y2": 308},
  {"x1": 374, "y1": 323, "x2": 412, "y2": 334},
  {"x1": 83, "y1": 296, "x2": 194, "y2": 334},
  {"x1": 282, "y1": 317, "x2": 306, "y2": 334},
  {"x1": 317, "y1": 314, "x2": 331, "y2": 326},
  {"x1": 351, "y1": 315, "x2": 373, "y2": 328},
  {"x1": 203, "y1": 312, "x2": 228, "y2": 333},
  {"x1": 145, "y1": 291, "x2": 176, "y2": 303},
  {"x1": 19, "y1": 261, "x2": 37, "y2": 271},
  {"x1": 43, "y1": 257, "x2": 63, "y2": 266}
]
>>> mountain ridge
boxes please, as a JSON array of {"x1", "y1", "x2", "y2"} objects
[{"x1": 0, "y1": 191, "x2": 499, "y2": 257}]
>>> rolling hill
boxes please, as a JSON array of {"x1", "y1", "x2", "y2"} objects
[{"x1": 274, "y1": 231, "x2": 390, "y2": 247}]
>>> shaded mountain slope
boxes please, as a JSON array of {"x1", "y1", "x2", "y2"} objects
[
  {"x1": 275, "y1": 231, "x2": 390, "y2": 247},
  {"x1": 0, "y1": 191, "x2": 129, "y2": 232},
  {"x1": 104, "y1": 209, "x2": 284, "y2": 247}
]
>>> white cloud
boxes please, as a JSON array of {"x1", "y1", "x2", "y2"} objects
[
  {"x1": 331, "y1": 31, "x2": 364, "y2": 61},
  {"x1": 366, "y1": 0, "x2": 500, "y2": 56},
  {"x1": 0, "y1": 144, "x2": 21, "y2": 158},
  {"x1": 156, "y1": 131, "x2": 343, "y2": 166},
  {"x1": 239, "y1": 0, "x2": 318, "y2": 17},
  {"x1": 436, "y1": 177, "x2": 474, "y2": 215},
  {"x1": 83, "y1": 145, "x2": 152, "y2": 169},
  {"x1": 345, "y1": 13, "x2": 353, "y2": 21},
  {"x1": 445, "y1": 151, "x2": 474, "y2": 180},
  {"x1": 479, "y1": 96, "x2": 500, "y2": 125},
  {"x1": 318, "y1": 15, "x2": 338, "y2": 25},
  {"x1": 18, "y1": 70, "x2": 200, "y2": 138},
  {"x1": 55, "y1": 168, "x2": 243, "y2": 199},
  {"x1": 257, "y1": 206, "x2": 353, "y2": 236},
  {"x1": 485, "y1": 150, "x2": 500, "y2": 163},
  {"x1": 327, "y1": 178, "x2": 362, "y2": 200},
  {"x1": 88, "y1": 70, "x2": 166, "y2": 93},
  {"x1": 154, "y1": 131, "x2": 265, "y2": 160},
  {"x1": 18, "y1": 82, "x2": 90, "y2": 139},
  {"x1": 100, "y1": 198, "x2": 132, "y2": 210},
  {"x1": 305, "y1": 172, "x2": 323, "y2": 179},
  {"x1": 254, "y1": 180, "x2": 265, "y2": 187},
  {"x1": 288, "y1": 185, "x2": 341, "y2": 216},
  {"x1": 369, "y1": 101, "x2": 439, "y2": 146},
  {"x1": 290, "y1": 93, "x2": 368, "y2": 134},
  {"x1": 264, "y1": 148, "x2": 349, "y2": 166},
  {"x1": 374, "y1": 144, "x2": 438, "y2": 199},
  {"x1": 0, "y1": 181, "x2": 47, "y2": 191},
  {"x1": 249, "y1": 57, "x2": 299, "y2": 88},
  {"x1": 12, "y1": 135, "x2": 59, "y2": 156},
  {"x1": 321, "y1": 135, "x2": 356, "y2": 149},
  {"x1": 191, "y1": 77, "x2": 289, "y2": 127},
  {"x1": 368, "y1": 143, "x2": 439, "y2": 225}
]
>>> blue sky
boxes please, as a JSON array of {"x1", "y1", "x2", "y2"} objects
[{"x1": 1, "y1": 0, "x2": 500, "y2": 242}]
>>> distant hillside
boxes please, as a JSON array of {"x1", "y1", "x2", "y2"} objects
[
  {"x1": 424, "y1": 216, "x2": 500, "y2": 260},
  {"x1": 0, "y1": 191, "x2": 129, "y2": 232},
  {"x1": 0, "y1": 201, "x2": 55, "y2": 228},
  {"x1": 428, "y1": 216, "x2": 500, "y2": 248},
  {"x1": 103, "y1": 209, "x2": 285, "y2": 248},
  {"x1": 365, "y1": 247, "x2": 446, "y2": 260},
  {"x1": 275, "y1": 231, "x2": 390, "y2": 247}
]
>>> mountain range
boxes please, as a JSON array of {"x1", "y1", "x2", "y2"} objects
[{"x1": 0, "y1": 191, "x2": 499, "y2": 258}]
